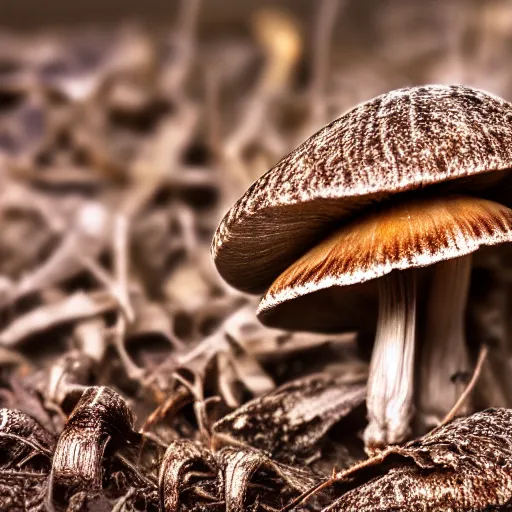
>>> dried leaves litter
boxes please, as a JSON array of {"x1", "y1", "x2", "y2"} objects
[{"x1": 1, "y1": 0, "x2": 512, "y2": 510}]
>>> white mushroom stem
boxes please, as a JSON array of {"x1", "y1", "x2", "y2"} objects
[
  {"x1": 364, "y1": 271, "x2": 416, "y2": 450},
  {"x1": 417, "y1": 255, "x2": 472, "y2": 431}
]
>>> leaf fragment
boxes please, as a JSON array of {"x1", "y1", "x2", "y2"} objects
[{"x1": 213, "y1": 373, "x2": 366, "y2": 461}]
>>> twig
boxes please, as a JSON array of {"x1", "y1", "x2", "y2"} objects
[
  {"x1": 115, "y1": 453, "x2": 158, "y2": 487},
  {"x1": 140, "y1": 385, "x2": 192, "y2": 434},
  {"x1": 165, "y1": 166, "x2": 217, "y2": 189},
  {"x1": 172, "y1": 202, "x2": 198, "y2": 257},
  {"x1": 204, "y1": 68, "x2": 222, "y2": 159},
  {"x1": 177, "y1": 329, "x2": 228, "y2": 368},
  {"x1": 222, "y1": 9, "x2": 302, "y2": 196},
  {"x1": 308, "y1": 0, "x2": 344, "y2": 127},
  {"x1": 123, "y1": 103, "x2": 198, "y2": 217},
  {"x1": 0, "y1": 180, "x2": 66, "y2": 233},
  {"x1": 162, "y1": 0, "x2": 202, "y2": 94},
  {"x1": 0, "y1": 291, "x2": 116, "y2": 348},
  {"x1": 111, "y1": 488, "x2": 136, "y2": 512},
  {"x1": 279, "y1": 446, "x2": 395, "y2": 512},
  {"x1": 0, "y1": 432, "x2": 53, "y2": 458},
  {"x1": 111, "y1": 214, "x2": 144, "y2": 381},
  {"x1": 79, "y1": 254, "x2": 134, "y2": 321},
  {"x1": 437, "y1": 344, "x2": 489, "y2": 428},
  {"x1": 6, "y1": 201, "x2": 110, "y2": 308},
  {"x1": 0, "y1": 346, "x2": 29, "y2": 366},
  {"x1": 178, "y1": 0, "x2": 202, "y2": 44},
  {"x1": 172, "y1": 369, "x2": 211, "y2": 441}
]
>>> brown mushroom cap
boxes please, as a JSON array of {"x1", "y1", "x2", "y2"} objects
[
  {"x1": 212, "y1": 85, "x2": 512, "y2": 294},
  {"x1": 257, "y1": 195, "x2": 512, "y2": 332}
]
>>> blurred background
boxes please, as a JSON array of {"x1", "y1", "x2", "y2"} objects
[
  {"x1": 0, "y1": 0, "x2": 511, "y2": 396},
  {"x1": 1, "y1": 1, "x2": 512, "y2": 509},
  {"x1": 4, "y1": 0, "x2": 512, "y2": 97}
]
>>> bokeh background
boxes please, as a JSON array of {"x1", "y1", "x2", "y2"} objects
[
  {"x1": 1, "y1": 0, "x2": 511, "y2": 428},
  {"x1": 1, "y1": 1, "x2": 512, "y2": 509}
]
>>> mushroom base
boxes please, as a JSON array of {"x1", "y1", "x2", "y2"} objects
[{"x1": 363, "y1": 270, "x2": 416, "y2": 450}]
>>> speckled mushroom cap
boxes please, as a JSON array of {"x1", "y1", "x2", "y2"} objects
[{"x1": 212, "y1": 84, "x2": 512, "y2": 294}]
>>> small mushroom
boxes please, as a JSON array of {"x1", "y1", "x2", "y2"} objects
[{"x1": 212, "y1": 85, "x2": 512, "y2": 449}]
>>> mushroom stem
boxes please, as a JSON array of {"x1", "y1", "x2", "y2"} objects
[
  {"x1": 364, "y1": 271, "x2": 416, "y2": 450},
  {"x1": 417, "y1": 255, "x2": 472, "y2": 431}
]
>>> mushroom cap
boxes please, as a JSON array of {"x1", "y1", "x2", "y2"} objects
[
  {"x1": 212, "y1": 84, "x2": 512, "y2": 294},
  {"x1": 258, "y1": 195, "x2": 512, "y2": 332}
]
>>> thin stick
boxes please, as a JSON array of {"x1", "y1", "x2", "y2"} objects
[
  {"x1": 177, "y1": 0, "x2": 202, "y2": 42},
  {"x1": 205, "y1": 68, "x2": 222, "y2": 159},
  {"x1": 280, "y1": 476, "x2": 334, "y2": 512},
  {"x1": 279, "y1": 446, "x2": 395, "y2": 512},
  {"x1": 172, "y1": 370, "x2": 211, "y2": 442},
  {"x1": 74, "y1": 318, "x2": 107, "y2": 364},
  {"x1": 0, "y1": 432, "x2": 53, "y2": 458},
  {"x1": 112, "y1": 215, "x2": 144, "y2": 381},
  {"x1": 438, "y1": 344, "x2": 489, "y2": 428},
  {"x1": 309, "y1": 0, "x2": 344, "y2": 125},
  {"x1": 0, "y1": 291, "x2": 116, "y2": 348},
  {"x1": 166, "y1": 0, "x2": 202, "y2": 93},
  {"x1": 12, "y1": 201, "x2": 109, "y2": 304},
  {"x1": 79, "y1": 255, "x2": 134, "y2": 321}
]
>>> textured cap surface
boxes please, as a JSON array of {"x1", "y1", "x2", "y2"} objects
[
  {"x1": 258, "y1": 195, "x2": 512, "y2": 332},
  {"x1": 212, "y1": 85, "x2": 512, "y2": 294}
]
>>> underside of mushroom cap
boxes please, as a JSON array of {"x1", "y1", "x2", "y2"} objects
[
  {"x1": 213, "y1": 84, "x2": 512, "y2": 294},
  {"x1": 257, "y1": 195, "x2": 512, "y2": 332}
]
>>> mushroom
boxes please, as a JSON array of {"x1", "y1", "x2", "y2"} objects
[{"x1": 211, "y1": 84, "x2": 512, "y2": 449}]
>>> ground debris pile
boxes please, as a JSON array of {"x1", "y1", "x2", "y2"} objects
[
  {"x1": 0, "y1": 377, "x2": 367, "y2": 510},
  {"x1": 2, "y1": 0, "x2": 512, "y2": 510},
  {"x1": 287, "y1": 408, "x2": 512, "y2": 511}
]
